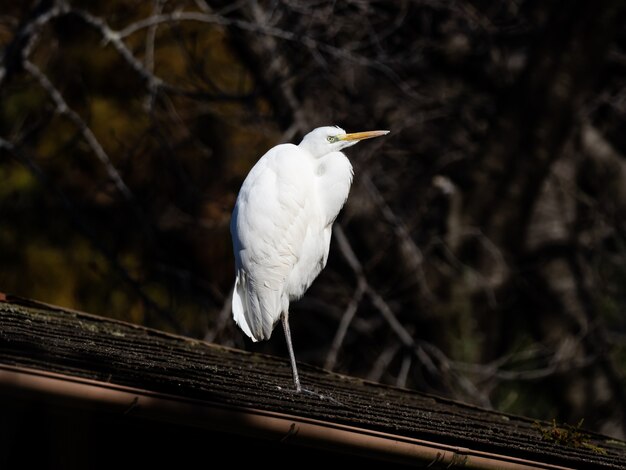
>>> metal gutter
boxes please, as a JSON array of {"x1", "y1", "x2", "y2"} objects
[{"x1": 0, "y1": 364, "x2": 571, "y2": 469}]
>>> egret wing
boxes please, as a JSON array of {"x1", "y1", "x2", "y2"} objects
[{"x1": 231, "y1": 144, "x2": 315, "y2": 341}]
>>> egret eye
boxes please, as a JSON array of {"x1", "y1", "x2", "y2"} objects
[{"x1": 327, "y1": 136, "x2": 337, "y2": 143}]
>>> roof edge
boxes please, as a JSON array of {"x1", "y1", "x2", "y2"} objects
[{"x1": 0, "y1": 364, "x2": 571, "y2": 469}]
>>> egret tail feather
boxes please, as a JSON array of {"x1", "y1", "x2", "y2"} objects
[
  {"x1": 232, "y1": 273, "x2": 259, "y2": 342},
  {"x1": 233, "y1": 270, "x2": 279, "y2": 341}
]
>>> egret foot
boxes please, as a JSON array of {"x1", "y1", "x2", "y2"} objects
[{"x1": 277, "y1": 385, "x2": 344, "y2": 405}]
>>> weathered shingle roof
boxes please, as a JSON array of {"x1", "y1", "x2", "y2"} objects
[{"x1": 1, "y1": 295, "x2": 625, "y2": 468}]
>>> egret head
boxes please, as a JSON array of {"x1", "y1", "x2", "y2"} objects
[{"x1": 299, "y1": 126, "x2": 390, "y2": 158}]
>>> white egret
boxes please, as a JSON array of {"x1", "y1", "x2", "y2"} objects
[{"x1": 230, "y1": 126, "x2": 390, "y2": 392}]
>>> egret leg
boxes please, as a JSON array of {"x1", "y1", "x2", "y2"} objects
[{"x1": 281, "y1": 310, "x2": 301, "y2": 392}]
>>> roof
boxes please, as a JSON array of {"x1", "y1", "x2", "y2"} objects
[{"x1": 1, "y1": 294, "x2": 625, "y2": 468}]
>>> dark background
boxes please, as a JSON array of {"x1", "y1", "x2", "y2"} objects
[{"x1": 2, "y1": 0, "x2": 626, "y2": 438}]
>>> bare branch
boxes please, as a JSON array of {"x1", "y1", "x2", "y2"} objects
[
  {"x1": 396, "y1": 354, "x2": 412, "y2": 388},
  {"x1": 334, "y1": 224, "x2": 419, "y2": 348},
  {"x1": 69, "y1": 9, "x2": 163, "y2": 94},
  {"x1": 0, "y1": 0, "x2": 68, "y2": 88},
  {"x1": 324, "y1": 278, "x2": 366, "y2": 371},
  {"x1": 334, "y1": 224, "x2": 491, "y2": 406},
  {"x1": 143, "y1": 0, "x2": 165, "y2": 111},
  {"x1": 423, "y1": 229, "x2": 506, "y2": 307},
  {"x1": 367, "y1": 342, "x2": 401, "y2": 383},
  {"x1": 109, "y1": 6, "x2": 422, "y2": 99},
  {"x1": 0, "y1": 136, "x2": 15, "y2": 151},
  {"x1": 114, "y1": 10, "x2": 377, "y2": 68},
  {"x1": 361, "y1": 173, "x2": 431, "y2": 297},
  {"x1": 65, "y1": 7, "x2": 254, "y2": 103},
  {"x1": 23, "y1": 59, "x2": 134, "y2": 201},
  {"x1": 205, "y1": 287, "x2": 233, "y2": 343},
  {"x1": 454, "y1": 348, "x2": 597, "y2": 382},
  {"x1": 144, "y1": 0, "x2": 163, "y2": 74}
]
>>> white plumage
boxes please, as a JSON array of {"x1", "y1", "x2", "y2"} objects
[{"x1": 230, "y1": 125, "x2": 389, "y2": 391}]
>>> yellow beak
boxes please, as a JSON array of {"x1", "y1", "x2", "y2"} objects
[{"x1": 338, "y1": 130, "x2": 390, "y2": 142}]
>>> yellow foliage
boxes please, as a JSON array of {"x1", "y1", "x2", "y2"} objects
[
  {"x1": 22, "y1": 241, "x2": 79, "y2": 308},
  {"x1": 1, "y1": 86, "x2": 46, "y2": 124},
  {"x1": 89, "y1": 97, "x2": 149, "y2": 154},
  {"x1": 0, "y1": 165, "x2": 36, "y2": 199}
]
